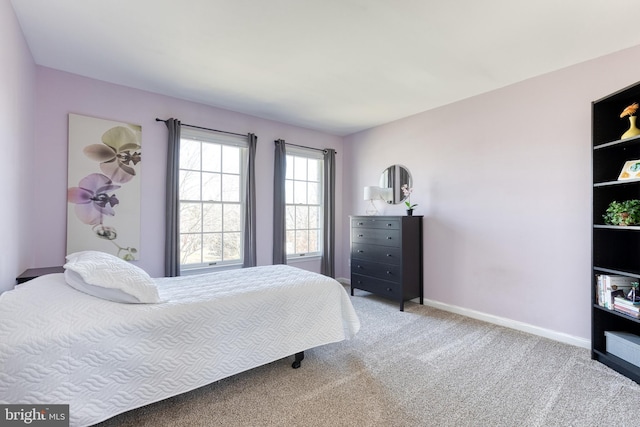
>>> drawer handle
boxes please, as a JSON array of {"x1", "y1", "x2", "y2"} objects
[
  {"x1": 386, "y1": 288, "x2": 393, "y2": 292},
  {"x1": 357, "y1": 280, "x2": 362, "y2": 284},
  {"x1": 357, "y1": 222, "x2": 364, "y2": 225},
  {"x1": 386, "y1": 237, "x2": 392, "y2": 240},
  {"x1": 357, "y1": 265, "x2": 362, "y2": 269},
  {"x1": 386, "y1": 254, "x2": 392, "y2": 257},
  {"x1": 387, "y1": 223, "x2": 392, "y2": 227},
  {"x1": 358, "y1": 250, "x2": 364, "y2": 253},
  {"x1": 358, "y1": 234, "x2": 364, "y2": 237},
  {"x1": 386, "y1": 271, "x2": 392, "y2": 275}
]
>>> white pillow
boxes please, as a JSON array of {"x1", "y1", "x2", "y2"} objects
[{"x1": 63, "y1": 251, "x2": 161, "y2": 303}]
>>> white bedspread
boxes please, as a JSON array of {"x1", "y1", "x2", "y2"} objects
[{"x1": 0, "y1": 265, "x2": 360, "y2": 426}]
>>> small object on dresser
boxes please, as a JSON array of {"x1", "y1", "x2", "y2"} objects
[{"x1": 401, "y1": 184, "x2": 417, "y2": 213}]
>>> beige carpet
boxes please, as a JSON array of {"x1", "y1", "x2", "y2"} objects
[{"x1": 94, "y1": 288, "x2": 640, "y2": 427}]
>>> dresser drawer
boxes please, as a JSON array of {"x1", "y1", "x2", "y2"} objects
[
  {"x1": 352, "y1": 228, "x2": 400, "y2": 247},
  {"x1": 351, "y1": 218, "x2": 400, "y2": 230},
  {"x1": 351, "y1": 243, "x2": 401, "y2": 265},
  {"x1": 351, "y1": 259, "x2": 401, "y2": 283},
  {"x1": 351, "y1": 274, "x2": 401, "y2": 299}
]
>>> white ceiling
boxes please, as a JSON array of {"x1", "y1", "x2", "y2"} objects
[{"x1": 10, "y1": 0, "x2": 640, "y2": 135}]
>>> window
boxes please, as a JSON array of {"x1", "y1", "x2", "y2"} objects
[
  {"x1": 285, "y1": 148, "x2": 323, "y2": 258},
  {"x1": 179, "y1": 128, "x2": 247, "y2": 269}
]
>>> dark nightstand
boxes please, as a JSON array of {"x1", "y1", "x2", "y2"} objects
[{"x1": 16, "y1": 266, "x2": 65, "y2": 284}]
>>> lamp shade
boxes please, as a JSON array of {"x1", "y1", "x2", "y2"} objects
[{"x1": 363, "y1": 186, "x2": 380, "y2": 200}]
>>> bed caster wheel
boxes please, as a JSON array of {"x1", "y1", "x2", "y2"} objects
[{"x1": 292, "y1": 351, "x2": 304, "y2": 369}]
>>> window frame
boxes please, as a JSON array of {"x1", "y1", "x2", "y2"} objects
[
  {"x1": 284, "y1": 146, "x2": 324, "y2": 260},
  {"x1": 178, "y1": 127, "x2": 248, "y2": 272}
]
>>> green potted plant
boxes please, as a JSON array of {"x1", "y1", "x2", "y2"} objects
[
  {"x1": 603, "y1": 199, "x2": 640, "y2": 226},
  {"x1": 401, "y1": 184, "x2": 417, "y2": 216}
]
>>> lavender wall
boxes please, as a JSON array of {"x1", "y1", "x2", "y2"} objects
[
  {"x1": 32, "y1": 68, "x2": 344, "y2": 279},
  {"x1": 342, "y1": 45, "x2": 640, "y2": 340},
  {"x1": 0, "y1": 1, "x2": 36, "y2": 292}
]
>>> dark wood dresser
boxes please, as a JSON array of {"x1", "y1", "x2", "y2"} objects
[{"x1": 350, "y1": 215, "x2": 423, "y2": 311}]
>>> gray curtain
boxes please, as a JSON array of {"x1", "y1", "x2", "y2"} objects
[
  {"x1": 243, "y1": 133, "x2": 257, "y2": 267},
  {"x1": 164, "y1": 119, "x2": 181, "y2": 277},
  {"x1": 321, "y1": 149, "x2": 336, "y2": 277},
  {"x1": 273, "y1": 139, "x2": 287, "y2": 265}
]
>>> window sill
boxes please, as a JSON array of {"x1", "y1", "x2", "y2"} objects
[{"x1": 286, "y1": 255, "x2": 322, "y2": 263}]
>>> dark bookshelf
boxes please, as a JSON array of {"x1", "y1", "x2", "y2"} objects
[{"x1": 592, "y1": 81, "x2": 640, "y2": 383}]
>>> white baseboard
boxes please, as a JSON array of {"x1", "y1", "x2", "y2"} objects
[
  {"x1": 338, "y1": 278, "x2": 590, "y2": 349},
  {"x1": 422, "y1": 298, "x2": 590, "y2": 349}
]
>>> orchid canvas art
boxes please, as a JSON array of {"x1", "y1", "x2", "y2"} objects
[{"x1": 67, "y1": 114, "x2": 142, "y2": 260}]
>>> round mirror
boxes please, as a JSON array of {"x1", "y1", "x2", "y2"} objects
[{"x1": 379, "y1": 165, "x2": 412, "y2": 204}]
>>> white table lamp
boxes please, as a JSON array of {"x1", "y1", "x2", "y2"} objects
[{"x1": 364, "y1": 186, "x2": 380, "y2": 215}]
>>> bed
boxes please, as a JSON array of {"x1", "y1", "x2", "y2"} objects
[{"x1": 0, "y1": 254, "x2": 360, "y2": 427}]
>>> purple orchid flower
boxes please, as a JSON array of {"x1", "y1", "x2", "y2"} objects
[
  {"x1": 67, "y1": 173, "x2": 121, "y2": 225},
  {"x1": 82, "y1": 125, "x2": 141, "y2": 184}
]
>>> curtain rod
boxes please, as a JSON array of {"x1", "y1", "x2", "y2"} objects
[
  {"x1": 275, "y1": 140, "x2": 337, "y2": 155},
  {"x1": 155, "y1": 118, "x2": 247, "y2": 137}
]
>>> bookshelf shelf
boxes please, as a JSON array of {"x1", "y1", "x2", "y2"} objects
[
  {"x1": 592, "y1": 81, "x2": 640, "y2": 383},
  {"x1": 593, "y1": 135, "x2": 640, "y2": 150},
  {"x1": 593, "y1": 266, "x2": 640, "y2": 278},
  {"x1": 593, "y1": 304, "x2": 640, "y2": 325},
  {"x1": 593, "y1": 179, "x2": 640, "y2": 187},
  {"x1": 593, "y1": 224, "x2": 640, "y2": 231}
]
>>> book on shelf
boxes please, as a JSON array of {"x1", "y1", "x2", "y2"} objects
[
  {"x1": 614, "y1": 296, "x2": 640, "y2": 308},
  {"x1": 613, "y1": 297, "x2": 640, "y2": 318},
  {"x1": 595, "y1": 274, "x2": 636, "y2": 309},
  {"x1": 613, "y1": 303, "x2": 640, "y2": 318}
]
